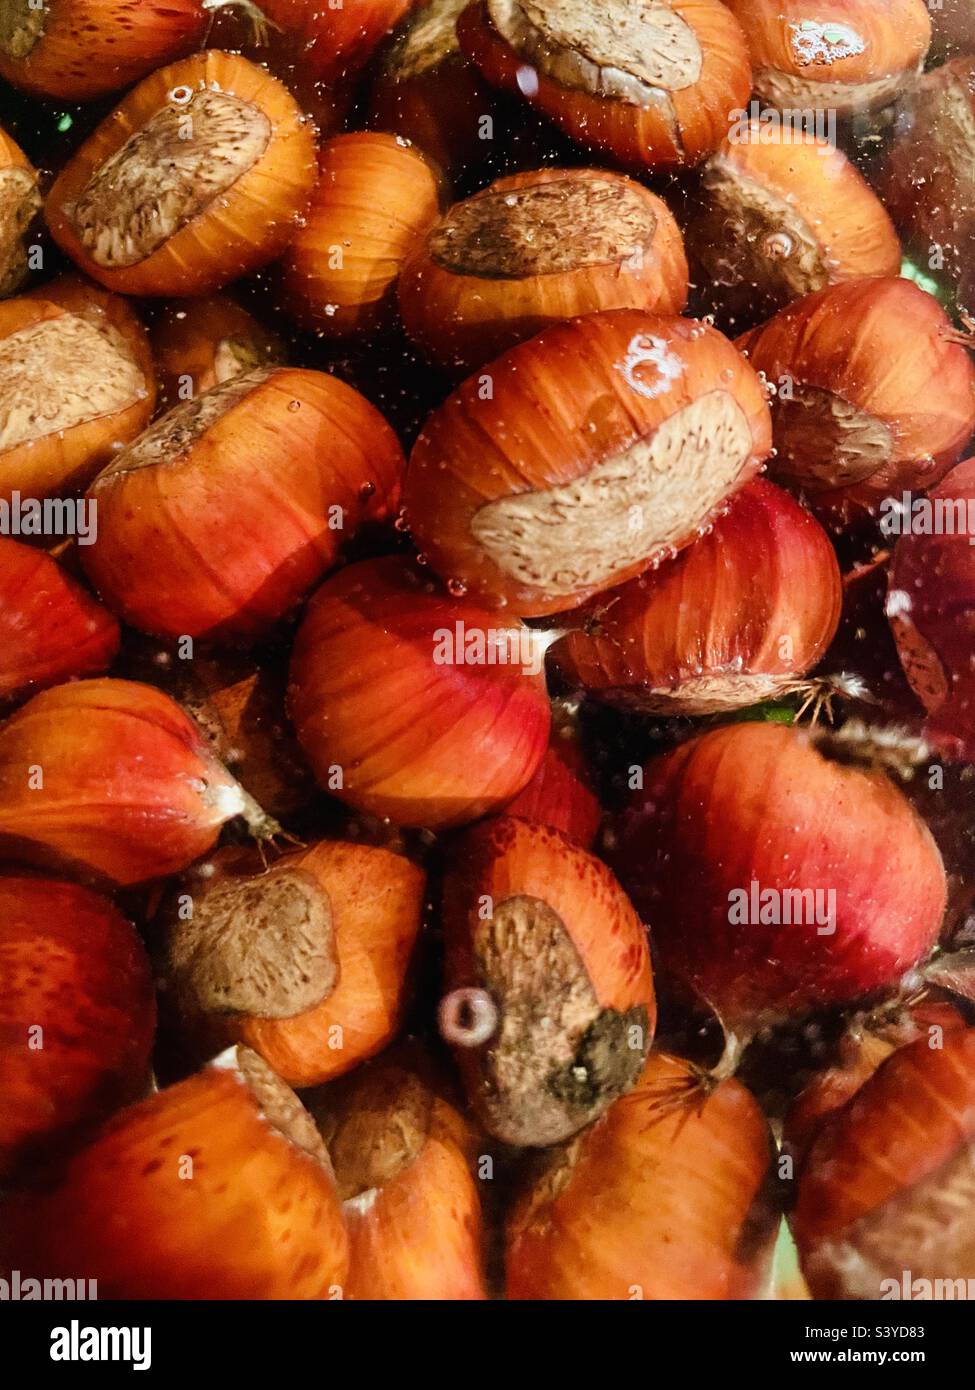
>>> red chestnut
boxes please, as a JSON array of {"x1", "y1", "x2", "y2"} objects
[
  {"x1": 0, "y1": 538, "x2": 120, "y2": 705},
  {"x1": 440, "y1": 815, "x2": 655, "y2": 1145},
  {"x1": 288, "y1": 555, "x2": 551, "y2": 828},
  {"x1": 553, "y1": 479, "x2": 842, "y2": 714},
  {"x1": 610, "y1": 722, "x2": 947, "y2": 1033},
  {"x1": 0, "y1": 678, "x2": 277, "y2": 887},
  {"x1": 739, "y1": 277, "x2": 975, "y2": 521},
  {"x1": 504, "y1": 724, "x2": 601, "y2": 848},
  {"x1": 0, "y1": 874, "x2": 155, "y2": 1180},
  {"x1": 883, "y1": 56, "x2": 975, "y2": 304},
  {"x1": 81, "y1": 366, "x2": 404, "y2": 645},
  {"x1": 404, "y1": 309, "x2": 773, "y2": 616},
  {"x1": 887, "y1": 457, "x2": 975, "y2": 761}
]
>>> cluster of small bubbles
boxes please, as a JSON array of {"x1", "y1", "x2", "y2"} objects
[{"x1": 323, "y1": 304, "x2": 338, "y2": 317}]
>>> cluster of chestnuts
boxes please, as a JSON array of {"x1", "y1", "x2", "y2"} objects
[{"x1": 1, "y1": 0, "x2": 975, "y2": 1305}]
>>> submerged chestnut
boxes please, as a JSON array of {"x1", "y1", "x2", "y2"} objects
[
  {"x1": 46, "y1": 51, "x2": 316, "y2": 296},
  {"x1": 400, "y1": 167, "x2": 688, "y2": 369},
  {"x1": 458, "y1": 0, "x2": 752, "y2": 170},
  {"x1": 404, "y1": 308, "x2": 772, "y2": 616}
]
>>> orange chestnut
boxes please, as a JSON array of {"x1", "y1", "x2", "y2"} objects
[
  {"x1": 0, "y1": 0, "x2": 207, "y2": 101},
  {"x1": 81, "y1": 365, "x2": 404, "y2": 644},
  {"x1": 0, "y1": 874, "x2": 155, "y2": 1181},
  {"x1": 288, "y1": 555, "x2": 551, "y2": 828},
  {"x1": 46, "y1": 51, "x2": 316, "y2": 297},
  {"x1": 506, "y1": 1052, "x2": 778, "y2": 1299},
  {"x1": 792, "y1": 1027, "x2": 975, "y2": 1298},
  {"x1": 0, "y1": 275, "x2": 155, "y2": 502},
  {"x1": 688, "y1": 124, "x2": 900, "y2": 323},
  {"x1": 399, "y1": 167, "x2": 688, "y2": 370},
  {"x1": 0, "y1": 538, "x2": 119, "y2": 704},
  {"x1": 280, "y1": 132, "x2": 443, "y2": 338},
  {"x1": 457, "y1": 0, "x2": 752, "y2": 170},
  {"x1": 0, "y1": 1046, "x2": 350, "y2": 1299},
  {"x1": 739, "y1": 278, "x2": 975, "y2": 521},
  {"x1": 150, "y1": 293, "x2": 285, "y2": 411},
  {"x1": 0, "y1": 125, "x2": 40, "y2": 298},
  {"x1": 440, "y1": 815, "x2": 655, "y2": 1146},
  {"x1": 504, "y1": 725, "x2": 601, "y2": 849},
  {"x1": 313, "y1": 1062, "x2": 488, "y2": 1299},
  {"x1": 553, "y1": 479, "x2": 842, "y2": 714},
  {"x1": 159, "y1": 840, "x2": 425, "y2": 1088},
  {"x1": 404, "y1": 309, "x2": 772, "y2": 616},
  {"x1": 724, "y1": 0, "x2": 931, "y2": 114}
]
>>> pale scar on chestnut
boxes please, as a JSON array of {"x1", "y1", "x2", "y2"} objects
[
  {"x1": 470, "y1": 894, "x2": 649, "y2": 1146},
  {"x1": 697, "y1": 161, "x2": 829, "y2": 300},
  {"x1": 68, "y1": 89, "x2": 272, "y2": 269},
  {"x1": 230, "y1": 1046, "x2": 334, "y2": 1170},
  {"x1": 428, "y1": 177, "x2": 657, "y2": 279},
  {"x1": 0, "y1": 0, "x2": 46, "y2": 60},
  {"x1": 770, "y1": 385, "x2": 894, "y2": 490},
  {"x1": 98, "y1": 365, "x2": 276, "y2": 476},
  {"x1": 0, "y1": 166, "x2": 41, "y2": 296},
  {"x1": 162, "y1": 865, "x2": 338, "y2": 1020},
  {"x1": 0, "y1": 313, "x2": 145, "y2": 451},
  {"x1": 470, "y1": 389, "x2": 753, "y2": 597},
  {"x1": 324, "y1": 1068, "x2": 434, "y2": 1201},
  {"x1": 487, "y1": 0, "x2": 703, "y2": 105}
]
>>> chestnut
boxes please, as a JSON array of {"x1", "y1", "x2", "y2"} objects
[
  {"x1": 724, "y1": 0, "x2": 931, "y2": 114},
  {"x1": 288, "y1": 555, "x2": 552, "y2": 828},
  {"x1": 504, "y1": 722, "x2": 602, "y2": 848},
  {"x1": 688, "y1": 125, "x2": 900, "y2": 323},
  {"x1": 440, "y1": 815, "x2": 655, "y2": 1146},
  {"x1": 0, "y1": 1046, "x2": 349, "y2": 1299},
  {"x1": 312, "y1": 1061, "x2": 488, "y2": 1299},
  {"x1": 81, "y1": 365, "x2": 404, "y2": 645},
  {"x1": 404, "y1": 308, "x2": 773, "y2": 616},
  {"x1": 159, "y1": 840, "x2": 425, "y2": 1088},
  {"x1": 0, "y1": 537, "x2": 119, "y2": 704},
  {"x1": 792, "y1": 1027, "x2": 975, "y2": 1298},
  {"x1": 553, "y1": 479, "x2": 842, "y2": 714},
  {"x1": 506, "y1": 1052, "x2": 778, "y2": 1299},
  {"x1": 888, "y1": 457, "x2": 975, "y2": 762},
  {"x1": 399, "y1": 167, "x2": 688, "y2": 369},
  {"x1": 0, "y1": 677, "x2": 278, "y2": 887},
  {"x1": 610, "y1": 721, "x2": 947, "y2": 1035},
  {"x1": 0, "y1": 874, "x2": 155, "y2": 1181},
  {"x1": 0, "y1": 126, "x2": 41, "y2": 298},
  {"x1": 45, "y1": 51, "x2": 317, "y2": 297},
  {"x1": 457, "y1": 0, "x2": 753, "y2": 170},
  {"x1": 368, "y1": 0, "x2": 493, "y2": 175},
  {"x1": 0, "y1": 274, "x2": 155, "y2": 501},
  {"x1": 280, "y1": 132, "x2": 444, "y2": 338},
  {"x1": 882, "y1": 56, "x2": 975, "y2": 302},
  {"x1": 260, "y1": 0, "x2": 414, "y2": 83},
  {"x1": 0, "y1": 0, "x2": 207, "y2": 101},
  {"x1": 150, "y1": 293, "x2": 285, "y2": 411},
  {"x1": 739, "y1": 277, "x2": 975, "y2": 522}
]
